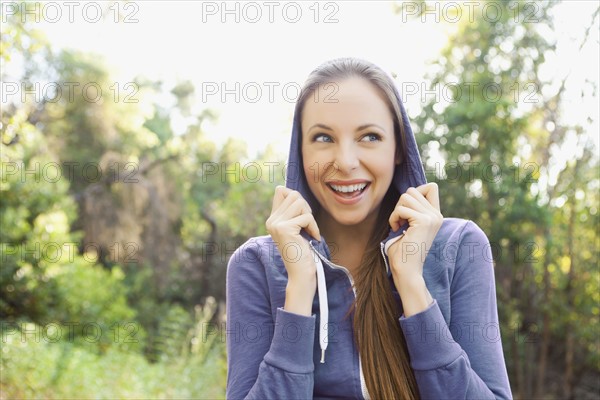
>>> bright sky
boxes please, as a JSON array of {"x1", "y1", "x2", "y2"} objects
[{"x1": 18, "y1": 1, "x2": 600, "y2": 159}]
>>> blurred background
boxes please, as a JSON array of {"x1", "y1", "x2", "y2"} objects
[{"x1": 1, "y1": 1, "x2": 598, "y2": 399}]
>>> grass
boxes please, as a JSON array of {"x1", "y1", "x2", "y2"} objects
[{"x1": 0, "y1": 327, "x2": 227, "y2": 399}]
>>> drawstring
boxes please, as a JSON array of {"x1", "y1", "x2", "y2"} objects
[
  {"x1": 309, "y1": 230, "x2": 406, "y2": 365},
  {"x1": 311, "y1": 243, "x2": 329, "y2": 363},
  {"x1": 384, "y1": 229, "x2": 406, "y2": 256}
]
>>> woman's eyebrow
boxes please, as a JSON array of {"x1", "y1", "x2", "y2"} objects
[{"x1": 307, "y1": 123, "x2": 387, "y2": 133}]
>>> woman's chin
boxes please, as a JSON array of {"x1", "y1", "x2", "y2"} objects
[{"x1": 329, "y1": 212, "x2": 369, "y2": 227}]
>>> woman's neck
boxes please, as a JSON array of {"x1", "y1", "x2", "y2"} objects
[{"x1": 316, "y1": 209, "x2": 379, "y2": 263}]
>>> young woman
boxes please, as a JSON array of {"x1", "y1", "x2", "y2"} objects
[{"x1": 226, "y1": 57, "x2": 513, "y2": 399}]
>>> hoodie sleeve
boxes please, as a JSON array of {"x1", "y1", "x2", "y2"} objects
[
  {"x1": 398, "y1": 221, "x2": 513, "y2": 399},
  {"x1": 226, "y1": 239, "x2": 317, "y2": 400}
]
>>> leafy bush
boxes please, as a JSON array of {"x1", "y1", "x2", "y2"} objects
[
  {"x1": 47, "y1": 258, "x2": 146, "y2": 353},
  {"x1": 0, "y1": 330, "x2": 226, "y2": 399}
]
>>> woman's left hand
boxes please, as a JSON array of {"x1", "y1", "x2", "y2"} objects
[{"x1": 387, "y1": 183, "x2": 444, "y2": 281}]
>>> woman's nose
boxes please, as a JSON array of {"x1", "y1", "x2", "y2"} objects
[{"x1": 333, "y1": 144, "x2": 359, "y2": 173}]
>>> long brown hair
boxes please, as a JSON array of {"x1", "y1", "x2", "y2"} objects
[{"x1": 295, "y1": 57, "x2": 420, "y2": 399}]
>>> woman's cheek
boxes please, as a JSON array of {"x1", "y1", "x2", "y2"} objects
[
  {"x1": 303, "y1": 159, "x2": 318, "y2": 186},
  {"x1": 303, "y1": 157, "x2": 329, "y2": 186}
]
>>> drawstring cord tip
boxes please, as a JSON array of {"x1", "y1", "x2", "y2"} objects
[{"x1": 320, "y1": 349, "x2": 326, "y2": 363}]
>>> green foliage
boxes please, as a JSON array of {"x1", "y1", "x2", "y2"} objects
[
  {"x1": 153, "y1": 304, "x2": 192, "y2": 362},
  {"x1": 1, "y1": 100, "x2": 143, "y2": 355},
  {"x1": 48, "y1": 260, "x2": 144, "y2": 352},
  {"x1": 1, "y1": 116, "x2": 79, "y2": 320},
  {"x1": 406, "y1": 0, "x2": 599, "y2": 396},
  {"x1": 3, "y1": 1, "x2": 597, "y2": 398},
  {"x1": 0, "y1": 330, "x2": 226, "y2": 399},
  {"x1": 2, "y1": 11, "x2": 232, "y2": 398}
]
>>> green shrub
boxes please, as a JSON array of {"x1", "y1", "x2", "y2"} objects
[
  {"x1": 0, "y1": 321, "x2": 226, "y2": 399},
  {"x1": 0, "y1": 296, "x2": 227, "y2": 399},
  {"x1": 45, "y1": 258, "x2": 146, "y2": 353}
]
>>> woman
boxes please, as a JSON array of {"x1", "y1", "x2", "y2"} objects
[{"x1": 226, "y1": 57, "x2": 513, "y2": 399}]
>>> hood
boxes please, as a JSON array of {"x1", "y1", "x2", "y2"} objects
[
  {"x1": 284, "y1": 73, "x2": 427, "y2": 364},
  {"x1": 285, "y1": 76, "x2": 427, "y2": 242}
]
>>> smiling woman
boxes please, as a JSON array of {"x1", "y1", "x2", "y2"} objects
[
  {"x1": 225, "y1": 57, "x2": 513, "y2": 399},
  {"x1": 301, "y1": 77, "x2": 398, "y2": 235}
]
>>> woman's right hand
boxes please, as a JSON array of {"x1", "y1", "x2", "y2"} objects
[{"x1": 266, "y1": 186, "x2": 321, "y2": 314}]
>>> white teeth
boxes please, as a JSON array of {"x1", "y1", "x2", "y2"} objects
[{"x1": 329, "y1": 183, "x2": 367, "y2": 193}]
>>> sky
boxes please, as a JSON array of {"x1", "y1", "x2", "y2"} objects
[{"x1": 13, "y1": 1, "x2": 600, "y2": 160}]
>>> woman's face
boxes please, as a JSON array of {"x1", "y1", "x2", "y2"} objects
[{"x1": 301, "y1": 76, "x2": 398, "y2": 228}]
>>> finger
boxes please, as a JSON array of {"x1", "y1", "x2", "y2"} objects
[
  {"x1": 271, "y1": 185, "x2": 292, "y2": 214},
  {"x1": 388, "y1": 214, "x2": 405, "y2": 233},
  {"x1": 278, "y1": 197, "x2": 312, "y2": 221},
  {"x1": 288, "y1": 214, "x2": 321, "y2": 241},
  {"x1": 389, "y1": 205, "x2": 421, "y2": 231},
  {"x1": 271, "y1": 195, "x2": 304, "y2": 222},
  {"x1": 415, "y1": 182, "x2": 440, "y2": 211},
  {"x1": 400, "y1": 190, "x2": 430, "y2": 214},
  {"x1": 406, "y1": 187, "x2": 433, "y2": 211},
  {"x1": 272, "y1": 190, "x2": 307, "y2": 219}
]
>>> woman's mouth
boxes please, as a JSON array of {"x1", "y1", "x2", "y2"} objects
[{"x1": 326, "y1": 182, "x2": 370, "y2": 203}]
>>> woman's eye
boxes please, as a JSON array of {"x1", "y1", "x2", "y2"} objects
[
  {"x1": 361, "y1": 133, "x2": 382, "y2": 142},
  {"x1": 314, "y1": 133, "x2": 333, "y2": 142}
]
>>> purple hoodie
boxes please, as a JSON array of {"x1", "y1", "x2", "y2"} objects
[{"x1": 226, "y1": 75, "x2": 513, "y2": 399}]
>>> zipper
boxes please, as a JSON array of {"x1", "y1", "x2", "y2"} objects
[
  {"x1": 308, "y1": 241, "x2": 371, "y2": 400},
  {"x1": 380, "y1": 230, "x2": 406, "y2": 276},
  {"x1": 380, "y1": 242, "x2": 390, "y2": 275}
]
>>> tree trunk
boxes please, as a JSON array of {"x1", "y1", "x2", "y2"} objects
[
  {"x1": 513, "y1": 332, "x2": 525, "y2": 399},
  {"x1": 563, "y1": 160, "x2": 579, "y2": 399},
  {"x1": 522, "y1": 263, "x2": 537, "y2": 400},
  {"x1": 535, "y1": 226, "x2": 552, "y2": 398},
  {"x1": 509, "y1": 239, "x2": 525, "y2": 399}
]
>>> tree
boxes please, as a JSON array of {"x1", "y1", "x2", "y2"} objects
[{"x1": 398, "y1": 1, "x2": 599, "y2": 397}]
